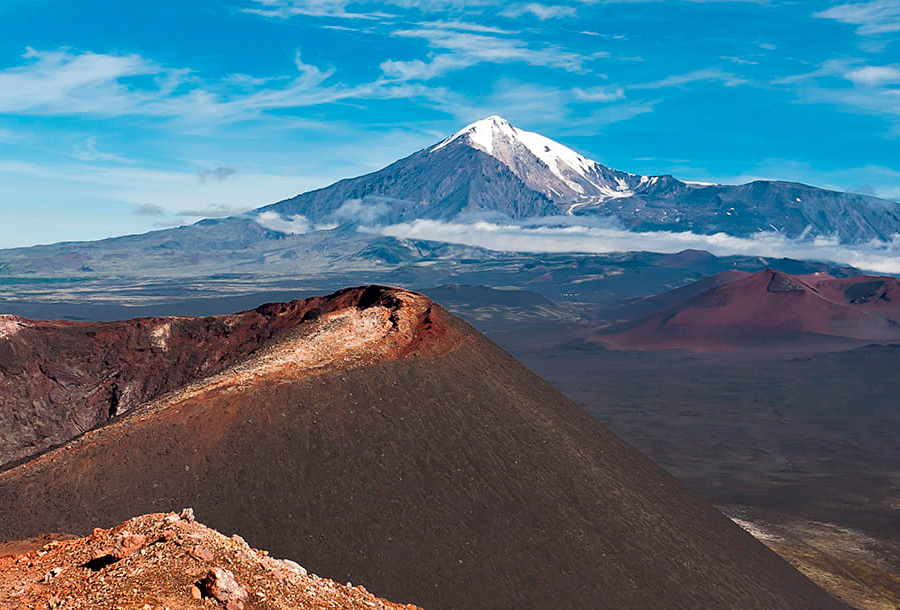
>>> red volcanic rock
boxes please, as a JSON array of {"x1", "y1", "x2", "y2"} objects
[
  {"x1": 0, "y1": 285, "x2": 453, "y2": 467},
  {"x1": 110, "y1": 531, "x2": 147, "y2": 559},
  {"x1": 202, "y1": 566, "x2": 249, "y2": 609},
  {"x1": 0, "y1": 511, "x2": 420, "y2": 610},
  {"x1": 600, "y1": 269, "x2": 900, "y2": 351}
]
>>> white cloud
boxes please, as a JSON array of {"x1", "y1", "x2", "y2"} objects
[
  {"x1": 254, "y1": 211, "x2": 312, "y2": 234},
  {"x1": 370, "y1": 219, "x2": 900, "y2": 274},
  {"x1": 500, "y1": 3, "x2": 577, "y2": 19},
  {"x1": 814, "y1": 0, "x2": 900, "y2": 36},
  {"x1": 845, "y1": 65, "x2": 900, "y2": 85},
  {"x1": 254, "y1": 210, "x2": 339, "y2": 233},
  {"x1": 630, "y1": 67, "x2": 746, "y2": 89}
]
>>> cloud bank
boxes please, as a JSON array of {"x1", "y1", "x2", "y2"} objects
[{"x1": 367, "y1": 218, "x2": 900, "y2": 274}]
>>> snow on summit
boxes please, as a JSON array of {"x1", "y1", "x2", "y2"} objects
[
  {"x1": 433, "y1": 115, "x2": 598, "y2": 182},
  {"x1": 431, "y1": 116, "x2": 651, "y2": 207}
]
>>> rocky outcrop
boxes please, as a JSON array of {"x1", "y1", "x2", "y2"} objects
[{"x1": 0, "y1": 510, "x2": 420, "y2": 609}]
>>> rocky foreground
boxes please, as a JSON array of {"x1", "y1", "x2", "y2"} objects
[{"x1": 0, "y1": 509, "x2": 419, "y2": 610}]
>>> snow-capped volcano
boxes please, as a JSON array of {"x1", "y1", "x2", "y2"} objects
[
  {"x1": 430, "y1": 115, "x2": 655, "y2": 211},
  {"x1": 250, "y1": 114, "x2": 900, "y2": 243}
]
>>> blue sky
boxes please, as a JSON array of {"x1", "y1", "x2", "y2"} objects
[{"x1": 0, "y1": 0, "x2": 898, "y2": 247}]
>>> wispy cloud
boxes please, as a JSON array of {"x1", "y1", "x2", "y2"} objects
[
  {"x1": 386, "y1": 26, "x2": 591, "y2": 80},
  {"x1": 0, "y1": 47, "x2": 446, "y2": 125},
  {"x1": 720, "y1": 55, "x2": 760, "y2": 66},
  {"x1": 775, "y1": 58, "x2": 900, "y2": 123},
  {"x1": 814, "y1": 0, "x2": 900, "y2": 36},
  {"x1": 415, "y1": 20, "x2": 514, "y2": 34},
  {"x1": 630, "y1": 67, "x2": 746, "y2": 89},
  {"x1": 71, "y1": 136, "x2": 130, "y2": 163},
  {"x1": 371, "y1": 218, "x2": 900, "y2": 274},
  {"x1": 381, "y1": 55, "x2": 472, "y2": 81},
  {"x1": 0, "y1": 47, "x2": 173, "y2": 117},
  {"x1": 239, "y1": 0, "x2": 501, "y2": 19},
  {"x1": 500, "y1": 3, "x2": 577, "y2": 20},
  {"x1": 573, "y1": 85, "x2": 626, "y2": 102},
  {"x1": 240, "y1": 0, "x2": 393, "y2": 19}
]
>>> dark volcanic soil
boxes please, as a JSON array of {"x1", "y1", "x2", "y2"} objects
[
  {"x1": 0, "y1": 287, "x2": 845, "y2": 609},
  {"x1": 488, "y1": 320, "x2": 900, "y2": 545}
]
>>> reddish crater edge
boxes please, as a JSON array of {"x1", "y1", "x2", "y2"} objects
[{"x1": 0, "y1": 285, "x2": 466, "y2": 468}]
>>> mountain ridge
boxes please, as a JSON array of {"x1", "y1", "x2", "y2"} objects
[{"x1": 1, "y1": 116, "x2": 898, "y2": 279}]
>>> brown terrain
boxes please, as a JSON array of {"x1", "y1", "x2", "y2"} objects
[
  {"x1": 0, "y1": 509, "x2": 420, "y2": 609},
  {"x1": 0, "y1": 285, "x2": 847, "y2": 609},
  {"x1": 598, "y1": 269, "x2": 900, "y2": 350}
]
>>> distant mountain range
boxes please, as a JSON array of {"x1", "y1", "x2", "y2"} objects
[
  {"x1": 264, "y1": 115, "x2": 900, "y2": 243},
  {"x1": 1, "y1": 115, "x2": 898, "y2": 278}
]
